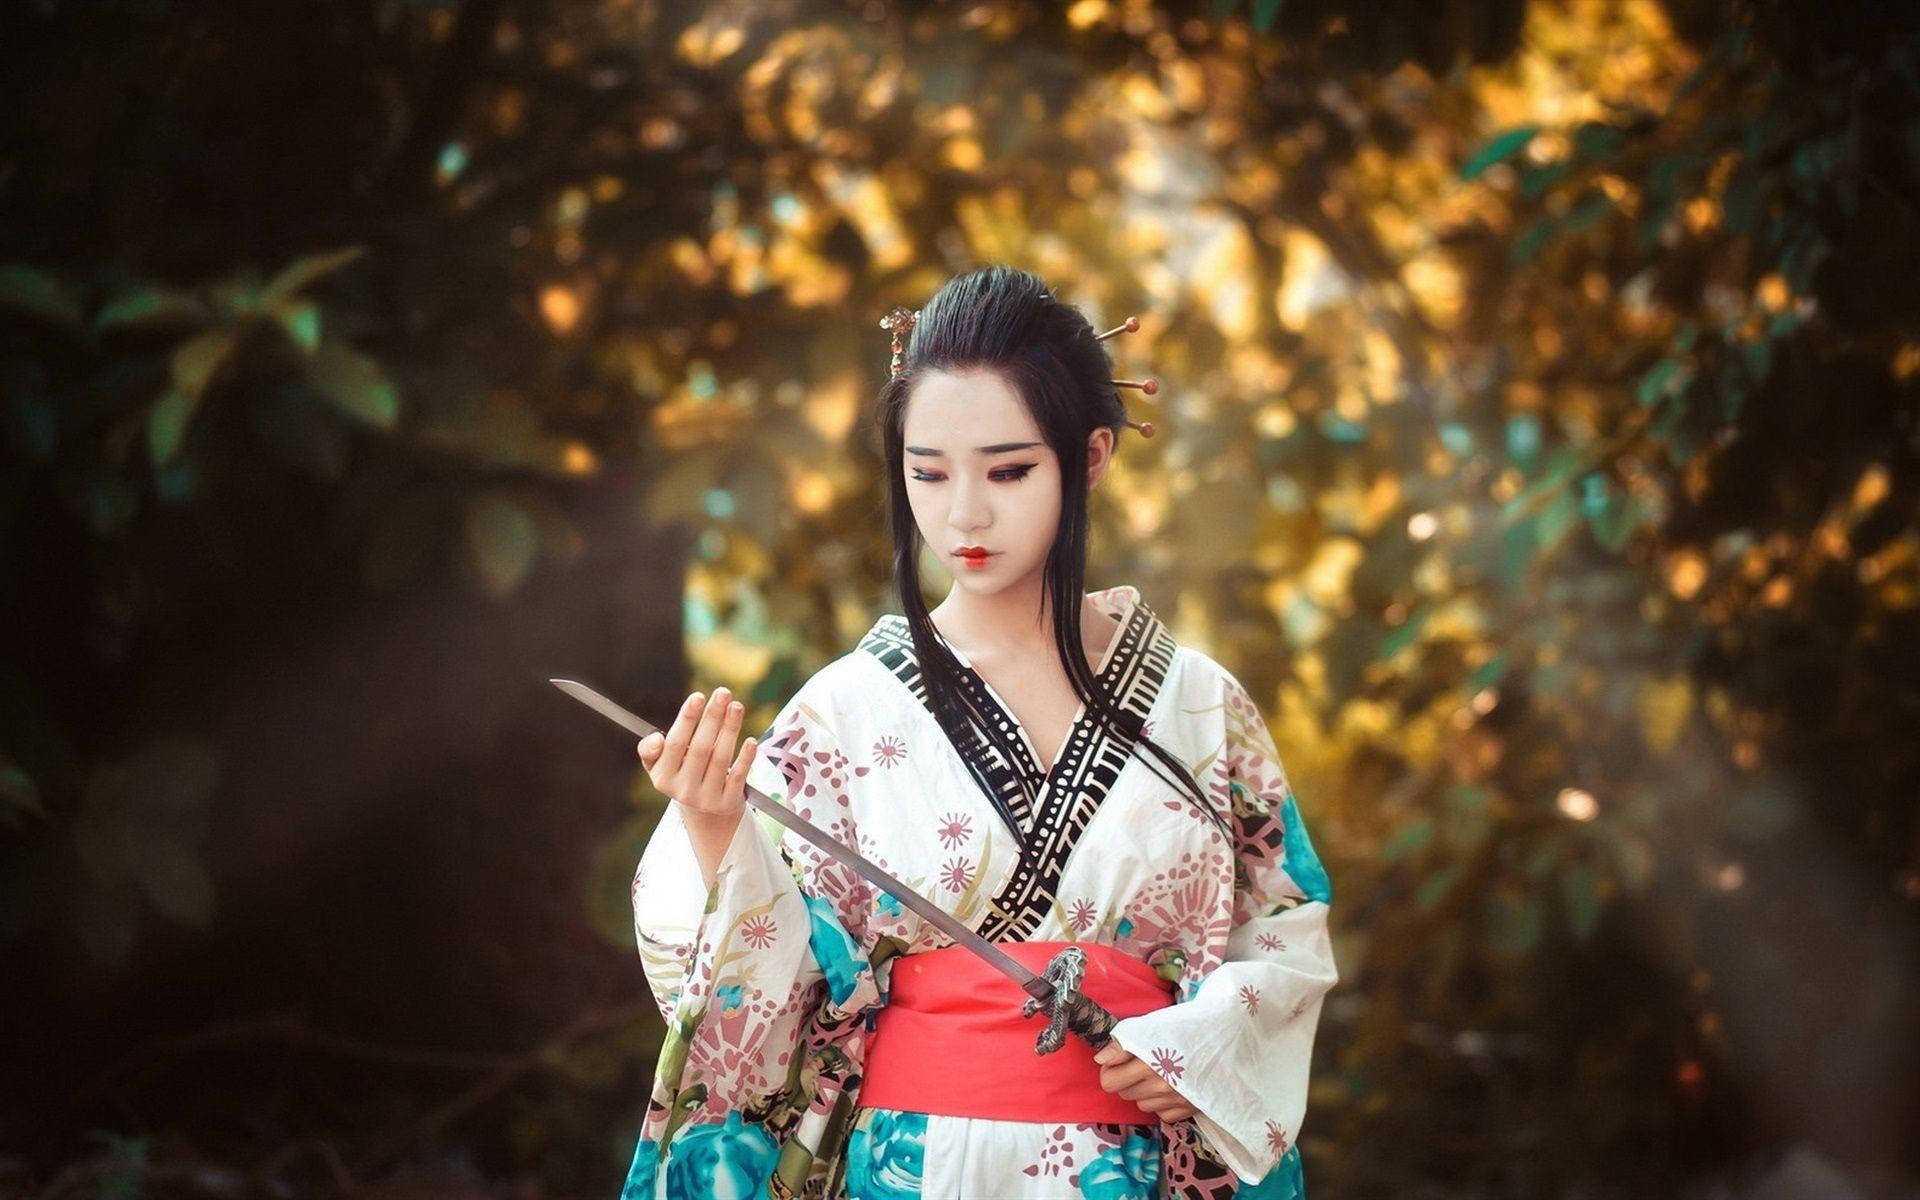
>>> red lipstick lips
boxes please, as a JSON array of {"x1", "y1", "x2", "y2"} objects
[{"x1": 955, "y1": 545, "x2": 993, "y2": 569}]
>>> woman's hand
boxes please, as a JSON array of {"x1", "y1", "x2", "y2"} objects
[
  {"x1": 1093, "y1": 1044, "x2": 1198, "y2": 1122},
  {"x1": 637, "y1": 686, "x2": 757, "y2": 821}
]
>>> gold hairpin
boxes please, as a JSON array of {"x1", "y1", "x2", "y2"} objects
[
  {"x1": 880, "y1": 306, "x2": 919, "y2": 377},
  {"x1": 1101, "y1": 314, "x2": 1156, "y2": 435}
]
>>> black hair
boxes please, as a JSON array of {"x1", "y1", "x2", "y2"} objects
[{"x1": 874, "y1": 265, "x2": 1225, "y2": 841}]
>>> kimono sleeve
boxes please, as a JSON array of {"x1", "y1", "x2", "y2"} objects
[
  {"x1": 1107, "y1": 668, "x2": 1338, "y2": 1185},
  {"x1": 625, "y1": 685, "x2": 879, "y2": 1198}
]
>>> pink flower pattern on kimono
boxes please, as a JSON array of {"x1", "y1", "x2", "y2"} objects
[
  {"x1": 1266, "y1": 1120, "x2": 1292, "y2": 1156},
  {"x1": 1112, "y1": 850, "x2": 1233, "y2": 990},
  {"x1": 872, "y1": 735, "x2": 908, "y2": 768},
  {"x1": 934, "y1": 812, "x2": 973, "y2": 849},
  {"x1": 1067, "y1": 898, "x2": 1098, "y2": 933},
  {"x1": 939, "y1": 857, "x2": 975, "y2": 892},
  {"x1": 1147, "y1": 1047, "x2": 1185, "y2": 1083},
  {"x1": 1218, "y1": 676, "x2": 1300, "y2": 922},
  {"x1": 684, "y1": 981, "x2": 810, "y2": 1121}
]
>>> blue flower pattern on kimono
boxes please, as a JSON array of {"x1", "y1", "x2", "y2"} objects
[
  {"x1": 714, "y1": 983, "x2": 744, "y2": 1014},
  {"x1": 1278, "y1": 795, "x2": 1332, "y2": 905},
  {"x1": 619, "y1": 1138, "x2": 659, "y2": 1200},
  {"x1": 802, "y1": 891, "x2": 867, "y2": 1007},
  {"x1": 844, "y1": 1108, "x2": 926, "y2": 1200},
  {"x1": 661, "y1": 1111, "x2": 778, "y2": 1200},
  {"x1": 1081, "y1": 1130, "x2": 1160, "y2": 1200}
]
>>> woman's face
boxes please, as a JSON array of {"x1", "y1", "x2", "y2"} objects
[{"x1": 900, "y1": 368, "x2": 1064, "y2": 600}]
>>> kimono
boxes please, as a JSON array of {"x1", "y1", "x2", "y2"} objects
[{"x1": 623, "y1": 584, "x2": 1337, "y2": 1199}]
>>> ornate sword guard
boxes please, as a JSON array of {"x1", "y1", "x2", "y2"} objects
[{"x1": 1021, "y1": 945, "x2": 1119, "y2": 1055}]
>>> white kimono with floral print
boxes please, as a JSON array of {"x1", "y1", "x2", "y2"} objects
[{"x1": 624, "y1": 586, "x2": 1337, "y2": 1200}]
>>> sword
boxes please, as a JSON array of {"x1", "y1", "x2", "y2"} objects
[{"x1": 551, "y1": 677, "x2": 1118, "y2": 1054}]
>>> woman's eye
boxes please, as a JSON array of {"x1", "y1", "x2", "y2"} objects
[{"x1": 908, "y1": 465, "x2": 1032, "y2": 482}]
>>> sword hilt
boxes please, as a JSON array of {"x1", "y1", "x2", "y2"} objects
[{"x1": 1020, "y1": 945, "x2": 1119, "y2": 1054}]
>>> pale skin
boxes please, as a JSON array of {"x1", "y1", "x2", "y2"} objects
[{"x1": 636, "y1": 366, "x2": 1195, "y2": 1121}]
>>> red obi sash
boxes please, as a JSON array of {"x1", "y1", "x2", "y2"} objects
[{"x1": 859, "y1": 940, "x2": 1175, "y2": 1124}]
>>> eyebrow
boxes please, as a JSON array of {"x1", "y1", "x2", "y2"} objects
[{"x1": 904, "y1": 441, "x2": 1042, "y2": 457}]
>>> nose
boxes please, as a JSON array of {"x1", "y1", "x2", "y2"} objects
[{"x1": 948, "y1": 471, "x2": 992, "y2": 534}]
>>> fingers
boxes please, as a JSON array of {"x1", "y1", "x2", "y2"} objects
[
  {"x1": 637, "y1": 730, "x2": 664, "y2": 765},
  {"x1": 657, "y1": 691, "x2": 704, "y2": 786},
  {"x1": 1093, "y1": 1046, "x2": 1193, "y2": 1119},
  {"x1": 699, "y1": 692, "x2": 746, "y2": 794},
  {"x1": 684, "y1": 686, "x2": 727, "y2": 778},
  {"x1": 723, "y1": 733, "x2": 758, "y2": 805},
  {"x1": 1141, "y1": 1098, "x2": 1197, "y2": 1121},
  {"x1": 1097, "y1": 1058, "x2": 1156, "y2": 1094}
]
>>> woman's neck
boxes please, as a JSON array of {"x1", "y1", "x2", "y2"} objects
[{"x1": 929, "y1": 576, "x2": 1106, "y2": 666}]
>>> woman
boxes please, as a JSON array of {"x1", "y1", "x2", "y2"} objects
[{"x1": 622, "y1": 266, "x2": 1337, "y2": 1199}]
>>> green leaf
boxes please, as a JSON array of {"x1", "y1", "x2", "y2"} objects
[
  {"x1": 0, "y1": 263, "x2": 85, "y2": 334},
  {"x1": 1379, "y1": 606, "x2": 1431, "y2": 659},
  {"x1": 270, "y1": 296, "x2": 322, "y2": 354},
  {"x1": 145, "y1": 329, "x2": 239, "y2": 465},
  {"x1": 1635, "y1": 358, "x2": 1682, "y2": 406},
  {"x1": 1509, "y1": 215, "x2": 1558, "y2": 265},
  {"x1": 1251, "y1": 0, "x2": 1283, "y2": 32},
  {"x1": 308, "y1": 337, "x2": 400, "y2": 428},
  {"x1": 171, "y1": 327, "x2": 239, "y2": 398},
  {"x1": 1519, "y1": 160, "x2": 1573, "y2": 200},
  {"x1": 1461, "y1": 126, "x2": 1540, "y2": 181},
  {"x1": 1414, "y1": 863, "x2": 1460, "y2": 910},
  {"x1": 1501, "y1": 445, "x2": 1581, "y2": 523},
  {"x1": 1381, "y1": 816, "x2": 1433, "y2": 864},
  {"x1": 1499, "y1": 516, "x2": 1537, "y2": 584},
  {"x1": 464, "y1": 491, "x2": 539, "y2": 598},
  {"x1": 261, "y1": 245, "x2": 365, "y2": 307},
  {"x1": 96, "y1": 286, "x2": 211, "y2": 332},
  {"x1": 1536, "y1": 491, "x2": 1578, "y2": 547},
  {"x1": 147, "y1": 385, "x2": 198, "y2": 465},
  {"x1": 1561, "y1": 190, "x2": 1614, "y2": 234},
  {"x1": 207, "y1": 266, "x2": 267, "y2": 318},
  {"x1": 1466, "y1": 654, "x2": 1506, "y2": 692},
  {"x1": 1573, "y1": 121, "x2": 1627, "y2": 161},
  {"x1": 1588, "y1": 490, "x2": 1646, "y2": 552}
]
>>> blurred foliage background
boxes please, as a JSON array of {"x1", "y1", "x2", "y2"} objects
[{"x1": 3, "y1": 0, "x2": 1917, "y2": 1196}]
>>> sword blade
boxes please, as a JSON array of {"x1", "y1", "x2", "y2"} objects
[{"x1": 550, "y1": 678, "x2": 1052, "y2": 999}]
